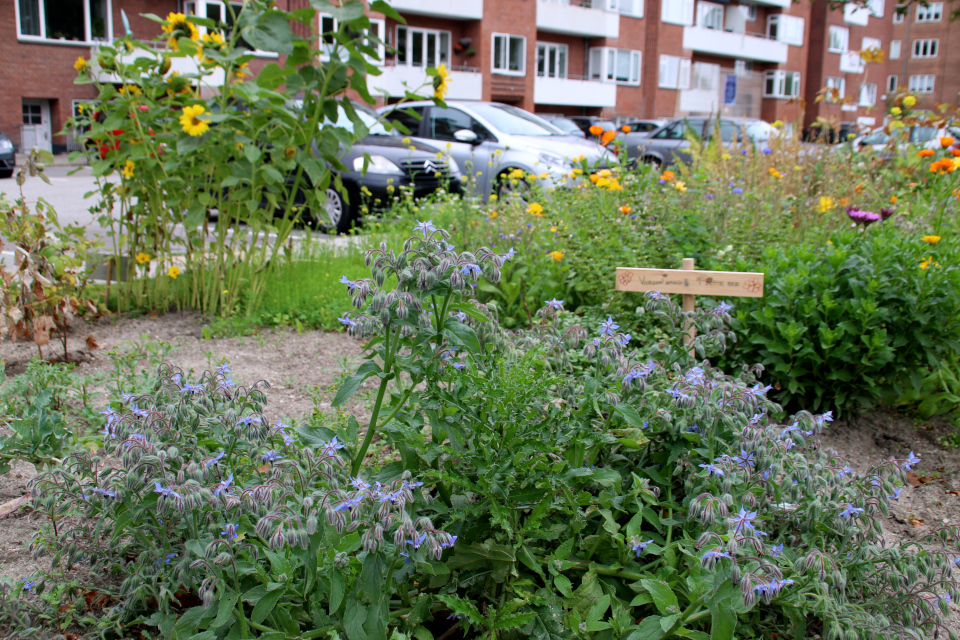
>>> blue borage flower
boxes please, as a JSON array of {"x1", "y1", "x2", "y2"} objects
[
  {"x1": 598, "y1": 316, "x2": 620, "y2": 336},
  {"x1": 221, "y1": 523, "x2": 240, "y2": 540},
  {"x1": 154, "y1": 482, "x2": 182, "y2": 500},
  {"x1": 502, "y1": 247, "x2": 516, "y2": 260},
  {"x1": 213, "y1": 473, "x2": 233, "y2": 497},
  {"x1": 459, "y1": 263, "x2": 482, "y2": 277},
  {"x1": 453, "y1": 311, "x2": 467, "y2": 322},
  {"x1": 733, "y1": 449, "x2": 755, "y2": 468},
  {"x1": 320, "y1": 436, "x2": 345, "y2": 458},
  {"x1": 261, "y1": 450, "x2": 283, "y2": 463},
  {"x1": 904, "y1": 451, "x2": 921, "y2": 470},
  {"x1": 20, "y1": 578, "x2": 35, "y2": 592},
  {"x1": 700, "y1": 549, "x2": 732, "y2": 569},
  {"x1": 204, "y1": 450, "x2": 226, "y2": 467},
  {"x1": 771, "y1": 543, "x2": 783, "y2": 557},
  {"x1": 544, "y1": 298, "x2": 565, "y2": 311},
  {"x1": 339, "y1": 275, "x2": 358, "y2": 291},
  {"x1": 727, "y1": 506, "x2": 763, "y2": 536},
  {"x1": 712, "y1": 301, "x2": 734, "y2": 315},
  {"x1": 698, "y1": 463, "x2": 724, "y2": 477},
  {"x1": 338, "y1": 314, "x2": 357, "y2": 328},
  {"x1": 413, "y1": 219, "x2": 437, "y2": 238},
  {"x1": 838, "y1": 503, "x2": 865, "y2": 520},
  {"x1": 236, "y1": 416, "x2": 261, "y2": 427},
  {"x1": 630, "y1": 537, "x2": 654, "y2": 556}
]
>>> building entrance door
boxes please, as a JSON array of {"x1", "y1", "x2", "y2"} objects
[{"x1": 21, "y1": 100, "x2": 52, "y2": 152}]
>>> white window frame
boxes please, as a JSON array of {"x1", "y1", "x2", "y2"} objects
[
  {"x1": 915, "y1": 2, "x2": 942, "y2": 22},
  {"x1": 15, "y1": 0, "x2": 113, "y2": 45},
  {"x1": 844, "y1": 3, "x2": 870, "y2": 24},
  {"x1": 658, "y1": 54, "x2": 691, "y2": 89},
  {"x1": 740, "y1": 4, "x2": 756, "y2": 21},
  {"x1": 828, "y1": 26, "x2": 849, "y2": 53},
  {"x1": 890, "y1": 40, "x2": 901, "y2": 59},
  {"x1": 536, "y1": 42, "x2": 568, "y2": 78},
  {"x1": 396, "y1": 26, "x2": 452, "y2": 69},
  {"x1": 893, "y1": 5, "x2": 904, "y2": 22},
  {"x1": 692, "y1": 61, "x2": 720, "y2": 91},
  {"x1": 867, "y1": 0, "x2": 884, "y2": 17},
  {"x1": 320, "y1": 14, "x2": 385, "y2": 64},
  {"x1": 912, "y1": 38, "x2": 939, "y2": 58},
  {"x1": 886, "y1": 75, "x2": 898, "y2": 93},
  {"x1": 492, "y1": 33, "x2": 526, "y2": 76},
  {"x1": 859, "y1": 82, "x2": 877, "y2": 106},
  {"x1": 661, "y1": 0, "x2": 695, "y2": 26},
  {"x1": 763, "y1": 70, "x2": 801, "y2": 99},
  {"x1": 826, "y1": 76, "x2": 845, "y2": 102},
  {"x1": 908, "y1": 74, "x2": 935, "y2": 94},
  {"x1": 589, "y1": 47, "x2": 642, "y2": 86},
  {"x1": 767, "y1": 15, "x2": 804, "y2": 47},
  {"x1": 617, "y1": 0, "x2": 645, "y2": 18},
  {"x1": 697, "y1": 1, "x2": 725, "y2": 30}
]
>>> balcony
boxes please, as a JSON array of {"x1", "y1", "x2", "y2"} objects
[
  {"x1": 368, "y1": 63, "x2": 483, "y2": 101},
  {"x1": 536, "y1": 0, "x2": 620, "y2": 39},
  {"x1": 682, "y1": 26, "x2": 788, "y2": 64},
  {"x1": 750, "y1": 0, "x2": 791, "y2": 7},
  {"x1": 388, "y1": 0, "x2": 483, "y2": 20},
  {"x1": 838, "y1": 51, "x2": 865, "y2": 73},
  {"x1": 534, "y1": 75, "x2": 617, "y2": 107}
]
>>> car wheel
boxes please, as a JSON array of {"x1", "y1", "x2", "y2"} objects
[
  {"x1": 642, "y1": 156, "x2": 662, "y2": 168},
  {"x1": 322, "y1": 187, "x2": 354, "y2": 235},
  {"x1": 496, "y1": 170, "x2": 530, "y2": 202}
]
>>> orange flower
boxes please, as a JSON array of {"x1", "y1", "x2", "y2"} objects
[
  {"x1": 620, "y1": 205, "x2": 632, "y2": 214},
  {"x1": 660, "y1": 170, "x2": 675, "y2": 181},
  {"x1": 589, "y1": 124, "x2": 604, "y2": 136},
  {"x1": 951, "y1": 149, "x2": 960, "y2": 157},
  {"x1": 890, "y1": 196, "x2": 897, "y2": 204},
  {"x1": 918, "y1": 149, "x2": 935, "y2": 158},
  {"x1": 930, "y1": 158, "x2": 955, "y2": 174},
  {"x1": 589, "y1": 173, "x2": 600, "y2": 184},
  {"x1": 600, "y1": 130, "x2": 617, "y2": 145},
  {"x1": 621, "y1": 125, "x2": 631, "y2": 133},
  {"x1": 839, "y1": 197, "x2": 850, "y2": 206},
  {"x1": 940, "y1": 137, "x2": 955, "y2": 148},
  {"x1": 854, "y1": 183, "x2": 863, "y2": 193}
]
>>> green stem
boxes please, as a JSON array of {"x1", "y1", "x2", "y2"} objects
[
  {"x1": 351, "y1": 323, "x2": 395, "y2": 476},
  {"x1": 661, "y1": 595, "x2": 705, "y2": 640}
]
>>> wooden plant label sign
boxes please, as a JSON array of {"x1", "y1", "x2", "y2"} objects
[{"x1": 615, "y1": 268, "x2": 764, "y2": 297}]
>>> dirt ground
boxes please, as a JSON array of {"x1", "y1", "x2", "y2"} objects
[{"x1": 2, "y1": 313, "x2": 960, "y2": 633}]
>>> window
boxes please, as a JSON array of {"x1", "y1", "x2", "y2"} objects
[
  {"x1": 867, "y1": 0, "x2": 884, "y2": 17},
  {"x1": 828, "y1": 26, "x2": 849, "y2": 53},
  {"x1": 659, "y1": 54, "x2": 691, "y2": 89},
  {"x1": 764, "y1": 70, "x2": 801, "y2": 98},
  {"x1": 859, "y1": 83, "x2": 877, "y2": 106},
  {"x1": 893, "y1": 5, "x2": 904, "y2": 22},
  {"x1": 16, "y1": 0, "x2": 111, "y2": 42},
  {"x1": 321, "y1": 15, "x2": 385, "y2": 63},
  {"x1": 912, "y1": 39, "x2": 938, "y2": 58},
  {"x1": 767, "y1": 15, "x2": 805, "y2": 46},
  {"x1": 589, "y1": 48, "x2": 642, "y2": 85},
  {"x1": 617, "y1": 0, "x2": 644, "y2": 18},
  {"x1": 537, "y1": 43, "x2": 568, "y2": 78},
  {"x1": 397, "y1": 27, "x2": 451, "y2": 69},
  {"x1": 908, "y1": 74, "x2": 935, "y2": 93},
  {"x1": 22, "y1": 103, "x2": 43, "y2": 125},
  {"x1": 844, "y1": 3, "x2": 870, "y2": 24},
  {"x1": 492, "y1": 33, "x2": 525, "y2": 75},
  {"x1": 383, "y1": 106, "x2": 426, "y2": 136},
  {"x1": 734, "y1": 59, "x2": 753, "y2": 76},
  {"x1": 427, "y1": 108, "x2": 491, "y2": 143},
  {"x1": 916, "y1": 2, "x2": 942, "y2": 21},
  {"x1": 740, "y1": 4, "x2": 756, "y2": 21},
  {"x1": 890, "y1": 40, "x2": 901, "y2": 59},
  {"x1": 662, "y1": 0, "x2": 695, "y2": 25},
  {"x1": 887, "y1": 75, "x2": 898, "y2": 92},
  {"x1": 653, "y1": 120, "x2": 701, "y2": 140},
  {"x1": 692, "y1": 62, "x2": 720, "y2": 90},
  {"x1": 862, "y1": 37, "x2": 881, "y2": 52},
  {"x1": 697, "y1": 1, "x2": 725, "y2": 30},
  {"x1": 826, "y1": 76, "x2": 845, "y2": 101}
]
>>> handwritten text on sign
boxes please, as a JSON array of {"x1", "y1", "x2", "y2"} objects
[{"x1": 615, "y1": 268, "x2": 765, "y2": 297}]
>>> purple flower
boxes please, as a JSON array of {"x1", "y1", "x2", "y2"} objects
[
  {"x1": 236, "y1": 416, "x2": 262, "y2": 427},
  {"x1": 213, "y1": 473, "x2": 234, "y2": 497},
  {"x1": 598, "y1": 316, "x2": 620, "y2": 336},
  {"x1": 706, "y1": 194, "x2": 715, "y2": 200},
  {"x1": 154, "y1": 482, "x2": 182, "y2": 499},
  {"x1": 733, "y1": 449, "x2": 755, "y2": 468},
  {"x1": 338, "y1": 314, "x2": 357, "y2": 328},
  {"x1": 205, "y1": 450, "x2": 226, "y2": 467},
  {"x1": 261, "y1": 450, "x2": 283, "y2": 463},
  {"x1": 503, "y1": 247, "x2": 516, "y2": 261},
  {"x1": 619, "y1": 333, "x2": 631, "y2": 345},
  {"x1": 339, "y1": 275, "x2": 358, "y2": 290},
  {"x1": 221, "y1": 523, "x2": 240, "y2": 540},
  {"x1": 904, "y1": 451, "x2": 921, "y2": 470},
  {"x1": 453, "y1": 311, "x2": 467, "y2": 322},
  {"x1": 847, "y1": 208, "x2": 881, "y2": 225},
  {"x1": 698, "y1": 463, "x2": 724, "y2": 477},
  {"x1": 771, "y1": 543, "x2": 783, "y2": 557},
  {"x1": 889, "y1": 488, "x2": 903, "y2": 500},
  {"x1": 732, "y1": 187, "x2": 744, "y2": 195},
  {"x1": 712, "y1": 301, "x2": 734, "y2": 315},
  {"x1": 406, "y1": 533, "x2": 428, "y2": 549},
  {"x1": 727, "y1": 507, "x2": 759, "y2": 535},
  {"x1": 544, "y1": 298, "x2": 565, "y2": 311},
  {"x1": 414, "y1": 220, "x2": 437, "y2": 238},
  {"x1": 630, "y1": 538, "x2": 654, "y2": 556},
  {"x1": 21, "y1": 579, "x2": 35, "y2": 592},
  {"x1": 838, "y1": 503, "x2": 864, "y2": 519},
  {"x1": 879, "y1": 207, "x2": 894, "y2": 220},
  {"x1": 164, "y1": 553, "x2": 178, "y2": 564},
  {"x1": 460, "y1": 263, "x2": 482, "y2": 277},
  {"x1": 762, "y1": 148, "x2": 773, "y2": 155}
]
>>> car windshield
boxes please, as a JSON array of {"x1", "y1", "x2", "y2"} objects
[
  {"x1": 549, "y1": 118, "x2": 581, "y2": 134},
  {"x1": 316, "y1": 102, "x2": 394, "y2": 136},
  {"x1": 910, "y1": 126, "x2": 938, "y2": 143},
  {"x1": 861, "y1": 129, "x2": 891, "y2": 145},
  {"x1": 469, "y1": 104, "x2": 559, "y2": 136}
]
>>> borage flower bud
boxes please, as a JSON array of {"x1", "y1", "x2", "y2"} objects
[{"x1": 361, "y1": 528, "x2": 379, "y2": 554}]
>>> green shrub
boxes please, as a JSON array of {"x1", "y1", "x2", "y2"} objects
[{"x1": 724, "y1": 223, "x2": 960, "y2": 413}]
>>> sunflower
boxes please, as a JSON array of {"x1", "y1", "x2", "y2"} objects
[
  {"x1": 526, "y1": 202, "x2": 544, "y2": 216},
  {"x1": 163, "y1": 12, "x2": 199, "y2": 51},
  {"x1": 180, "y1": 104, "x2": 209, "y2": 137},
  {"x1": 922, "y1": 235, "x2": 941, "y2": 244},
  {"x1": 547, "y1": 250, "x2": 565, "y2": 262},
  {"x1": 168, "y1": 266, "x2": 182, "y2": 279},
  {"x1": 433, "y1": 64, "x2": 452, "y2": 100},
  {"x1": 122, "y1": 160, "x2": 135, "y2": 179},
  {"x1": 199, "y1": 31, "x2": 226, "y2": 65},
  {"x1": 135, "y1": 252, "x2": 151, "y2": 265},
  {"x1": 74, "y1": 57, "x2": 87, "y2": 73}
]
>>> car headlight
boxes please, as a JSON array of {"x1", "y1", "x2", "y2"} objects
[
  {"x1": 0, "y1": 139, "x2": 13, "y2": 152},
  {"x1": 353, "y1": 155, "x2": 403, "y2": 175},
  {"x1": 537, "y1": 151, "x2": 571, "y2": 168}
]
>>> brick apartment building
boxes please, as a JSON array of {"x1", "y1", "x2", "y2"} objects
[{"x1": 2, "y1": 0, "x2": 958, "y2": 153}]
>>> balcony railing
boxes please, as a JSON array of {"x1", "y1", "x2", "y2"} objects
[
  {"x1": 536, "y1": 0, "x2": 620, "y2": 38},
  {"x1": 387, "y1": 0, "x2": 483, "y2": 20},
  {"x1": 533, "y1": 74, "x2": 617, "y2": 107},
  {"x1": 371, "y1": 63, "x2": 483, "y2": 100},
  {"x1": 682, "y1": 26, "x2": 788, "y2": 63}
]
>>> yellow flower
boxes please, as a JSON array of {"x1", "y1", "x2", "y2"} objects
[
  {"x1": 402, "y1": 137, "x2": 411, "y2": 145},
  {"x1": 168, "y1": 266, "x2": 182, "y2": 279},
  {"x1": 179, "y1": 104, "x2": 209, "y2": 137},
  {"x1": 890, "y1": 107, "x2": 902, "y2": 115},
  {"x1": 135, "y1": 252, "x2": 150, "y2": 264},
  {"x1": 550, "y1": 226, "x2": 559, "y2": 232},
  {"x1": 489, "y1": 210, "x2": 498, "y2": 219},
  {"x1": 902, "y1": 95, "x2": 917, "y2": 108},
  {"x1": 433, "y1": 64, "x2": 452, "y2": 100},
  {"x1": 163, "y1": 12, "x2": 199, "y2": 51},
  {"x1": 527, "y1": 173, "x2": 539, "y2": 181},
  {"x1": 598, "y1": 169, "x2": 613, "y2": 178},
  {"x1": 119, "y1": 84, "x2": 142, "y2": 97},
  {"x1": 889, "y1": 120, "x2": 904, "y2": 130},
  {"x1": 768, "y1": 168, "x2": 782, "y2": 179},
  {"x1": 818, "y1": 196, "x2": 834, "y2": 213},
  {"x1": 539, "y1": 172, "x2": 549, "y2": 180},
  {"x1": 922, "y1": 235, "x2": 941, "y2": 244},
  {"x1": 527, "y1": 202, "x2": 544, "y2": 216},
  {"x1": 572, "y1": 154, "x2": 585, "y2": 163},
  {"x1": 919, "y1": 257, "x2": 940, "y2": 270},
  {"x1": 547, "y1": 250, "x2": 565, "y2": 262},
  {"x1": 772, "y1": 120, "x2": 783, "y2": 127},
  {"x1": 596, "y1": 177, "x2": 610, "y2": 188},
  {"x1": 122, "y1": 159, "x2": 135, "y2": 178},
  {"x1": 489, "y1": 194, "x2": 498, "y2": 202},
  {"x1": 674, "y1": 181, "x2": 687, "y2": 192},
  {"x1": 572, "y1": 168, "x2": 583, "y2": 175},
  {"x1": 721, "y1": 153, "x2": 731, "y2": 161},
  {"x1": 74, "y1": 57, "x2": 87, "y2": 72}
]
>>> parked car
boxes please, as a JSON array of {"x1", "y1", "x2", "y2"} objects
[
  {"x1": 568, "y1": 116, "x2": 617, "y2": 137},
  {"x1": 541, "y1": 116, "x2": 586, "y2": 138},
  {"x1": 311, "y1": 101, "x2": 465, "y2": 233},
  {"x1": 628, "y1": 118, "x2": 778, "y2": 167},
  {"x1": 854, "y1": 124, "x2": 960, "y2": 157},
  {"x1": 378, "y1": 101, "x2": 616, "y2": 199},
  {"x1": 619, "y1": 119, "x2": 668, "y2": 135},
  {"x1": 0, "y1": 133, "x2": 15, "y2": 178}
]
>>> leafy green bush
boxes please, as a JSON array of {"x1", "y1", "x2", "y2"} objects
[{"x1": 724, "y1": 223, "x2": 960, "y2": 413}]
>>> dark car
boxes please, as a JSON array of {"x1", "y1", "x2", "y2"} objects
[
  {"x1": 629, "y1": 118, "x2": 778, "y2": 167},
  {"x1": 541, "y1": 116, "x2": 586, "y2": 138},
  {"x1": 0, "y1": 133, "x2": 15, "y2": 179},
  {"x1": 313, "y1": 101, "x2": 464, "y2": 233},
  {"x1": 568, "y1": 116, "x2": 616, "y2": 136},
  {"x1": 619, "y1": 119, "x2": 667, "y2": 134}
]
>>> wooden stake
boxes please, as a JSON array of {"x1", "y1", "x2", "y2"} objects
[{"x1": 682, "y1": 257, "x2": 695, "y2": 357}]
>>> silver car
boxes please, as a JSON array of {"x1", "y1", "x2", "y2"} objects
[{"x1": 378, "y1": 101, "x2": 616, "y2": 199}]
